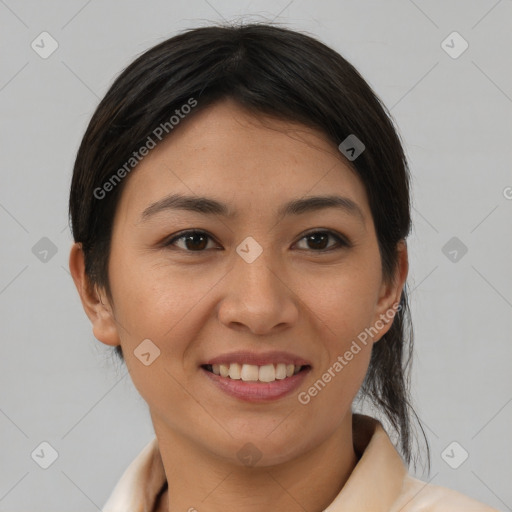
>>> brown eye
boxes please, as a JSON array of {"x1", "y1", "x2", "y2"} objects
[
  {"x1": 295, "y1": 230, "x2": 349, "y2": 251},
  {"x1": 165, "y1": 230, "x2": 216, "y2": 251}
]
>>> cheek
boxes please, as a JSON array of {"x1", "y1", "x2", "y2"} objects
[
  {"x1": 107, "y1": 257, "x2": 229, "y2": 414},
  {"x1": 294, "y1": 260, "x2": 381, "y2": 410},
  {"x1": 296, "y1": 298, "x2": 374, "y2": 435},
  {"x1": 109, "y1": 251, "x2": 217, "y2": 346},
  {"x1": 301, "y1": 260, "x2": 383, "y2": 340},
  {"x1": 108, "y1": 255, "x2": 214, "y2": 425}
]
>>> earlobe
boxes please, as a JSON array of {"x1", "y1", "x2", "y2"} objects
[
  {"x1": 68, "y1": 242, "x2": 121, "y2": 347},
  {"x1": 373, "y1": 240, "x2": 409, "y2": 342}
]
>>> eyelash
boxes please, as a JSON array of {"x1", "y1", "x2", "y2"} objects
[{"x1": 162, "y1": 229, "x2": 351, "y2": 253}]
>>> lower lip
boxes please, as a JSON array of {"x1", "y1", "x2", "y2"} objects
[{"x1": 201, "y1": 367, "x2": 310, "y2": 402}]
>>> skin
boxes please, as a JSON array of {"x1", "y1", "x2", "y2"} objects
[{"x1": 69, "y1": 98, "x2": 408, "y2": 512}]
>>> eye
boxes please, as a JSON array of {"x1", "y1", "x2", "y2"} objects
[
  {"x1": 164, "y1": 230, "x2": 218, "y2": 252},
  {"x1": 294, "y1": 230, "x2": 350, "y2": 252},
  {"x1": 163, "y1": 229, "x2": 350, "y2": 253}
]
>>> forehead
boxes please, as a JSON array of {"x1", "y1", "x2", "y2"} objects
[{"x1": 115, "y1": 98, "x2": 370, "y2": 222}]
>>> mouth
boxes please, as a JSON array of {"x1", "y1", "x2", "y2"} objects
[
  {"x1": 200, "y1": 351, "x2": 312, "y2": 402},
  {"x1": 200, "y1": 359, "x2": 312, "y2": 402},
  {"x1": 201, "y1": 362, "x2": 311, "y2": 383}
]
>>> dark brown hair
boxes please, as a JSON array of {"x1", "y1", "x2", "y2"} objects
[{"x1": 68, "y1": 22, "x2": 428, "y2": 469}]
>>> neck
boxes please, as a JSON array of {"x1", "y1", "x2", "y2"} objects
[{"x1": 153, "y1": 413, "x2": 358, "y2": 512}]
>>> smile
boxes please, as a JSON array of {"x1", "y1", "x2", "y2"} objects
[
  {"x1": 202, "y1": 363, "x2": 308, "y2": 383},
  {"x1": 201, "y1": 363, "x2": 311, "y2": 402}
]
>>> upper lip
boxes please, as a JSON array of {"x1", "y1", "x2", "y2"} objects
[{"x1": 202, "y1": 350, "x2": 312, "y2": 367}]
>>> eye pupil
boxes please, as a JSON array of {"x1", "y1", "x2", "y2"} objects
[
  {"x1": 185, "y1": 232, "x2": 208, "y2": 250},
  {"x1": 307, "y1": 232, "x2": 329, "y2": 250}
]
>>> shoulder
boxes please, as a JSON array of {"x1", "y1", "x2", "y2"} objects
[{"x1": 390, "y1": 475, "x2": 500, "y2": 512}]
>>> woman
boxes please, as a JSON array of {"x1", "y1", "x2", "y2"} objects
[{"x1": 68, "y1": 23, "x2": 498, "y2": 512}]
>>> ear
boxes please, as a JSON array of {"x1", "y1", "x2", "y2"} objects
[
  {"x1": 68, "y1": 242, "x2": 121, "y2": 347},
  {"x1": 371, "y1": 240, "x2": 408, "y2": 342}
]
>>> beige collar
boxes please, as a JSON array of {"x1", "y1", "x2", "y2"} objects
[
  {"x1": 103, "y1": 414, "x2": 407, "y2": 512},
  {"x1": 324, "y1": 414, "x2": 407, "y2": 511}
]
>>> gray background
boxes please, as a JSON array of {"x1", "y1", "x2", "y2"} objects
[{"x1": 1, "y1": 0, "x2": 511, "y2": 510}]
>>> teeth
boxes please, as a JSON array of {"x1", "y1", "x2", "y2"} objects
[
  {"x1": 229, "y1": 363, "x2": 242, "y2": 380},
  {"x1": 258, "y1": 364, "x2": 275, "y2": 382},
  {"x1": 241, "y1": 364, "x2": 259, "y2": 381},
  {"x1": 208, "y1": 363, "x2": 304, "y2": 382},
  {"x1": 275, "y1": 363, "x2": 287, "y2": 380}
]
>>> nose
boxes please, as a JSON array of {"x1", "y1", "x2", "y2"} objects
[{"x1": 217, "y1": 249, "x2": 299, "y2": 336}]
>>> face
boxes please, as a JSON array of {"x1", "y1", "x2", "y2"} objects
[{"x1": 72, "y1": 98, "x2": 406, "y2": 467}]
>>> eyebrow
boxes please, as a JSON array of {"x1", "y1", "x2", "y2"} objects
[{"x1": 140, "y1": 193, "x2": 365, "y2": 223}]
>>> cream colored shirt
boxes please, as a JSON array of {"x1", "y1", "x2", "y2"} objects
[{"x1": 102, "y1": 414, "x2": 499, "y2": 511}]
